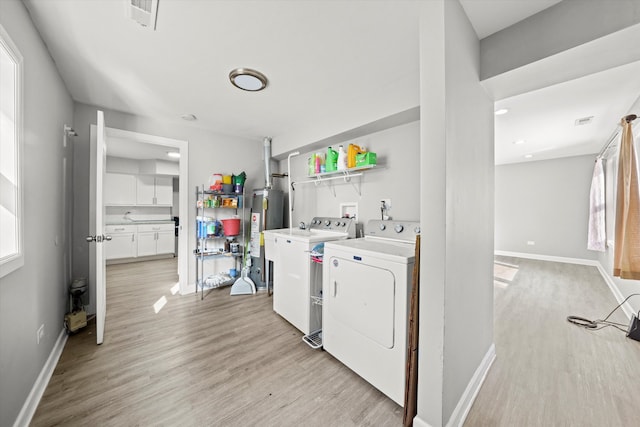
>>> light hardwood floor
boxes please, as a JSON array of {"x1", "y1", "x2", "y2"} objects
[
  {"x1": 31, "y1": 259, "x2": 402, "y2": 426},
  {"x1": 31, "y1": 257, "x2": 640, "y2": 426},
  {"x1": 465, "y1": 256, "x2": 640, "y2": 427}
]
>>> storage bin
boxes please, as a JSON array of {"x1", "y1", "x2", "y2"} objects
[{"x1": 220, "y1": 218, "x2": 241, "y2": 236}]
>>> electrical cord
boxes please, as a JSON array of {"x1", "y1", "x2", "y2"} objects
[{"x1": 567, "y1": 293, "x2": 640, "y2": 333}]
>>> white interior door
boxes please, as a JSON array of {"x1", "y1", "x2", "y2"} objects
[
  {"x1": 89, "y1": 110, "x2": 107, "y2": 345},
  {"x1": 96, "y1": 111, "x2": 106, "y2": 344}
]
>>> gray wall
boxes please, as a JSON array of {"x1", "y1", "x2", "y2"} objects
[
  {"x1": 417, "y1": 1, "x2": 495, "y2": 425},
  {"x1": 0, "y1": 1, "x2": 74, "y2": 425},
  {"x1": 72, "y1": 103, "x2": 264, "y2": 296},
  {"x1": 495, "y1": 154, "x2": 598, "y2": 261},
  {"x1": 278, "y1": 120, "x2": 420, "y2": 228}
]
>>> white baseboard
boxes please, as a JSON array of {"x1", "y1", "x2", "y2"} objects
[
  {"x1": 13, "y1": 328, "x2": 67, "y2": 427},
  {"x1": 413, "y1": 416, "x2": 434, "y2": 427},
  {"x1": 446, "y1": 344, "x2": 496, "y2": 427},
  {"x1": 494, "y1": 250, "x2": 599, "y2": 267},
  {"x1": 594, "y1": 263, "x2": 635, "y2": 319},
  {"x1": 413, "y1": 344, "x2": 496, "y2": 427}
]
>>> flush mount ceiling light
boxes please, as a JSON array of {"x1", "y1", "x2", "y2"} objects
[
  {"x1": 513, "y1": 139, "x2": 526, "y2": 145},
  {"x1": 494, "y1": 108, "x2": 509, "y2": 115},
  {"x1": 524, "y1": 154, "x2": 534, "y2": 159},
  {"x1": 229, "y1": 68, "x2": 268, "y2": 91},
  {"x1": 167, "y1": 151, "x2": 180, "y2": 159}
]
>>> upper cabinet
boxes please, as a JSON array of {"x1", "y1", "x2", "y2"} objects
[
  {"x1": 104, "y1": 173, "x2": 137, "y2": 205},
  {"x1": 104, "y1": 173, "x2": 173, "y2": 206},
  {"x1": 136, "y1": 176, "x2": 173, "y2": 205}
]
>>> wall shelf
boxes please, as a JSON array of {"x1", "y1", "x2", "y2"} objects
[{"x1": 292, "y1": 165, "x2": 376, "y2": 196}]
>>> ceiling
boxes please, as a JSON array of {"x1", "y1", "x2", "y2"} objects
[{"x1": 22, "y1": 0, "x2": 639, "y2": 165}]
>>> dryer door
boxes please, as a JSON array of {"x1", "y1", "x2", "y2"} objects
[{"x1": 326, "y1": 256, "x2": 395, "y2": 348}]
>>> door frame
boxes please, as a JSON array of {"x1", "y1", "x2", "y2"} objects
[{"x1": 89, "y1": 125, "x2": 189, "y2": 316}]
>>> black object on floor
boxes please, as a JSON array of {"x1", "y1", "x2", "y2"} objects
[{"x1": 627, "y1": 315, "x2": 640, "y2": 342}]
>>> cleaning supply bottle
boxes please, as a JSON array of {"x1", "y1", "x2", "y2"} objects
[
  {"x1": 326, "y1": 146, "x2": 338, "y2": 172},
  {"x1": 337, "y1": 145, "x2": 347, "y2": 171},
  {"x1": 347, "y1": 144, "x2": 365, "y2": 168}
]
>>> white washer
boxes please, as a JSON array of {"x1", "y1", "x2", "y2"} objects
[
  {"x1": 263, "y1": 217, "x2": 355, "y2": 335},
  {"x1": 322, "y1": 219, "x2": 419, "y2": 406}
]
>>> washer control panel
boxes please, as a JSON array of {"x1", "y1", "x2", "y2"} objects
[
  {"x1": 308, "y1": 217, "x2": 356, "y2": 238},
  {"x1": 366, "y1": 219, "x2": 420, "y2": 242}
]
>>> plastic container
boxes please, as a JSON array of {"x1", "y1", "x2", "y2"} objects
[
  {"x1": 326, "y1": 147, "x2": 338, "y2": 172},
  {"x1": 347, "y1": 144, "x2": 365, "y2": 168},
  {"x1": 220, "y1": 218, "x2": 241, "y2": 236},
  {"x1": 337, "y1": 145, "x2": 347, "y2": 171},
  {"x1": 209, "y1": 174, "x2": 223, "y2": 191},
  {"x1": 355, "y1": 152, "x2": 377, "y2": 167},
  {"x1": 222, "y1": 175, "x2": 232, "y2": 184}
]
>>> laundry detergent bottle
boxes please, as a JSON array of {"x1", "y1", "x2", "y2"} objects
[
  {"x1": 347, "y1": 144, "x2": 365, "y2": 168},
  {"x1": 326, "y1": 146, "x2": 338, "y2": 172},
  {"x1": 337, "y1": 145, "x2": 347, "y2": 171}
]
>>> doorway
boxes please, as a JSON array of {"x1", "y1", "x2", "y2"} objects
[{"x1": 88, "y1": 125, "x2": 189, "y2": 325}]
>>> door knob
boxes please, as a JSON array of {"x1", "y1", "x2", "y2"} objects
[{"x1": 85, "y1": 235, "x2": 112, "y2": 243}]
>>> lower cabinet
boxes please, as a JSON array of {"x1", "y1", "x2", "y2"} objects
[
  {"x1": 105, "y1": 223, "x2": 174, "y2": 260},
  {"x1": 137, "y1": 224, "x2": 175, "y2": 257},
  {"x1": 104, "y1": 225, "x2": 137, "y2": 260}
]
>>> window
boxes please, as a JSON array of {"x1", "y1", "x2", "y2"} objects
[{"x1": 0, "y1": 25, "x2": 23, "y2": 277}]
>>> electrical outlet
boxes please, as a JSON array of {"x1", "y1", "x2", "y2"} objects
[
  {"x1": 526, "y1": 241, "x2": 535, "y2": 246},
  {"x1": 37, "y1": 324, "x2": 45, "y2": 344}
]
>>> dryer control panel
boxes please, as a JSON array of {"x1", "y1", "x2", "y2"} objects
[{"x1": 365, "y1": 219, "x2": 420, "y2": 242}]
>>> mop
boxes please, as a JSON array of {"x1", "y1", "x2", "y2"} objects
[{"x1": 230, "y1": 239, "x2": 256, "y2": 296}]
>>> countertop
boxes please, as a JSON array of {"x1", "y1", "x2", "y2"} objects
[{"x1": 106, "y1": 220, "x2": 175, "y2": 225}]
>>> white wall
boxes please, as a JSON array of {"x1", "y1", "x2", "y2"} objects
[
  {"x1": 0, "y1": 1, "x2": 74, "y2": 425},
  {"x1": 417, "y1": 1, "x2": 495, "y2": 426},
  {"x1": 495, "y1": 154, "x2": 599, "y2": 261},
  {"x1": 72, "y1": 103, "x2": 264, "y2": 296},
  {"x1": 278, "y1": 121, "x2": 420, "y2": 228}
]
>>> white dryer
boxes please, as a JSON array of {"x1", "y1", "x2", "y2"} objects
[{"x1": 322, "y1": 219, "x2": 419, "y2": 406}]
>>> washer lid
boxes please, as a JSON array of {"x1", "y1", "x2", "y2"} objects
[
  {"x1": 263, "y1": 228, "x2": 349, "y2": 243},
  {"x1": 324, "y1": 238, "x2": 415, "y2": 263}
]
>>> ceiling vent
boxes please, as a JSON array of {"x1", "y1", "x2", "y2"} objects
[
  {"x1": 574, "y1": 116, "x2": 594, "y2": 126},
  {"x1": 125, "y1": 0, "x2": 159, "y2": 30}
]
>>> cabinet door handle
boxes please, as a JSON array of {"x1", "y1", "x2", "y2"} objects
[
  {"x1": 131, "y1": 234, "x2": 135, "y2": 242},
  {"x1": 332, "y1": 280, "x2": 337, "y2": 297}
]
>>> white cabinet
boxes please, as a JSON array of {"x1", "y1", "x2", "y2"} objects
[
  {"x1": 156, "y1": 229, "x2": 175, "y2": 254},
  {"x1": 136, "y1": 176, "x2": 173, "y2": 206},
  {"x1": 136, "y1": 176, "x2": 156, "y2": 206},
  {"x1": 104, "y1": 225, "x2": 136, "y2": 260},
  {"x1": 272, "y1": 237, "x2": 312, "y2": 333},
  {"x1": 155, "y1": 176, "x2": 173, "y2": 205},
  {"x1": 137, "y1": 224, "x2": 175, "y2": 256},
  {"x1": 105, "y1": 173, "x2": 173, "y2": 206},
  {"x1": 104, "y1": 173, "x2": 137, "y2": 205}
]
